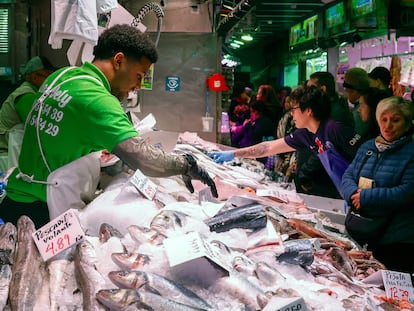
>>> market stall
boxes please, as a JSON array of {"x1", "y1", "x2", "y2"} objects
[{"x1": 1, "y1": 131, "x2": 412, "y2": 311}]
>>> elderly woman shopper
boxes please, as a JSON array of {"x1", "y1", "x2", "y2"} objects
[{"x1": 342, "y1": 96, "x2": 414, "y2": 276}]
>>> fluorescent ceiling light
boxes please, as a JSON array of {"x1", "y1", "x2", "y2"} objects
[{"x1": 241, "y1": 34, "x2": 253, "y2": 41}]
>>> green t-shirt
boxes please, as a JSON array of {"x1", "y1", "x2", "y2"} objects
[
  {"x1": 0, "y1": 81, "x2": 37, "y2": 153},
  {"x1": 6, "y1": 62, "x2": 138, "y2": 203}
]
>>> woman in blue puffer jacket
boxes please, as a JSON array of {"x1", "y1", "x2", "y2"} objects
[{"x1": 342, "y1": 96, "x2": 414, "y2": 276}]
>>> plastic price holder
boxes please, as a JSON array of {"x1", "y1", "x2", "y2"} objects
[{"x1": 129, "y1": 169, "x2": 157, "y2": 200}]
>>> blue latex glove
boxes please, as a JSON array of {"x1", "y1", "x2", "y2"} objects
[{"x1": 208, "y1": 151, "x2": 235, "y2": 164}]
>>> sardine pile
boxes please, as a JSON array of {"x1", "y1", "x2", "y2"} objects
[{"x1": 0, "y1": 138, "x2": 410, "y2": 311}]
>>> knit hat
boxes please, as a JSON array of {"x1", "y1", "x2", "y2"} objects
[
  {"x1": 343, "y1": 67, "x2": 369, "y2": 92},
  {"x1": 22, "y1": 56, "x2": 55, "y2": 75},
  {"x1": 368, "y1": 66, "x2": 391, "y2": 88}
]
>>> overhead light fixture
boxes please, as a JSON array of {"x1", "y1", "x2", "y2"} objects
[
  {"x1": 233, "y1": 39, "x2": 244, "y2": 45},
  {"x1": 241, "y1": 34, "x2": 253, "y2": 41},
  {"x1": 230, "y1": 42, "x2": 240, "y2": 48}
]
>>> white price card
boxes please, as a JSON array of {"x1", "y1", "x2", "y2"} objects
[
  {"x1": 263, "y1": 296, "x2": 307, "y2": 311},
  {"x1": 164, "y1": 231, "x2": 231, "y2": 272},
  {"x1": 382, "y1": 270, "x2": 414, "y2": 303},
  {"x1": 32, "y1": 209, "x2": 85, "y2": 261},
  {"x1": 129, "y1": 169, "x2": 157, "y2": 200}
]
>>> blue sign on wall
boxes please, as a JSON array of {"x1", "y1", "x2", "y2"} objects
[{"x1": 165, "y1": 76, "x2": 180, "y2": 92}]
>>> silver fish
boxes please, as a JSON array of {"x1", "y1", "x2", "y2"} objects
[
  {"x1": 0, "y1": 222, "x2": 17, "y2": 265},
  {"x1": 150, "y1": 210, "x2": 190, "y2": 237},
  {"x1": 127, "y1": 225, "x2": 166, "y2": 246},
  {"x1": 48, "y1": 249, "x2": 72, "y2": 311},
  {"x1": 111, "y1": 252, "x2": 152, "y2": 271},
  {"x1": 310, "y1": 259, "x2": 367, "y2": 295},
  {"x1": 254, "y1": 261, "x2": 286, "y2": 286},
  {"x1": 96, "y1": 288, "x2": 209, "y2": 311},
  {"x1": 232, "y1": 255, "x2": 257, "y2": 276},
  {"x1": 0, "y1": 264, "x2": 12, "y2": 310},
  {"x1": 316, "y1": 247, "x2": 355, "y2": 279},
  {"x1": 108, "y1": 270, "x2": 212, "y2": 310},
  {"x1": 211, "y1": 271, "x2": 268, "y2": 310},
  {"x1": 9, "y1": 215, "x2": 47, "y2": 310},
  {"x1": 74, "y1": 239, "x2": 107, "y2": 311}
]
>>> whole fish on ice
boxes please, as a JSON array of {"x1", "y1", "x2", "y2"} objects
[
  {"x1": 150, "y1": 209, "x2": 208, "y2": 238},
  {"x1": 74, "y1": 239, "x2": 107, "y2": 310},
  {"x1": 108, "y1": 270, "x2": 213, "y2": 309},
  {"x1": 9, "y1": 215, "x2": 47, "y2": 310},
  {"x1": 0, "y1": 222, "x2": 17, "y2": 265},
  {"x1": 96, "y1": 288, "x2": 210, "y2": 311}
]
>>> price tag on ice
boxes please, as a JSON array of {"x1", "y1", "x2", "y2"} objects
[
  {"x1": 382, "y1": 270, "x2": 414, "y2": 302},
  {"x1": 32, "y1": 209, "x2": 85, "y2": 261},
  {"x1": 164, "y1": 231, "x2": 231, "y2": 272},
  {"x1": 129, "y1": 169, "x2": 157, "y2": 200}
]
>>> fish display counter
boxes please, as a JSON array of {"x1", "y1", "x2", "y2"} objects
[
  {"x1": 0, "y1": 131, "x2": 412, "y2": 310},
  {"x1": 299, "y1": 193, "x2": 346, "y2": 227}
]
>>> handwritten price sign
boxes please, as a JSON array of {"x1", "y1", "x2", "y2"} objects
[
  {"x1": 32, "y1": 209, "x2": 85, "y2": 261},
  {"x1": 382, "y1": 270, "x2": 414, "y2": 303}
]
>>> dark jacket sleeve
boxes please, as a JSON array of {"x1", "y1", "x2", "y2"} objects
[{"x1": 341, "y1": 146, "x2": 363, "y2": 203}]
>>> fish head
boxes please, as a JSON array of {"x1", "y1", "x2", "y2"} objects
[
  {"x1": 232, "y1": 255, "x2": 256, "y2": 275},
  {"x1": 0, "y1": 222, "x2": 17, "y2": 264},
  {"x1": 99, "y1": 223, "x2": 123, "y2": 243},
  {"x1": 111, "y1": 252, "x2": 151, "y2": 270},
  {"x1": 108, "y1": 270, "x2": 149, "y2": 290},
  {"x1": 17, "y1": 215, "x2": 36, "y2": 233},
  {"x1": 96, "y1": 289, "x2": 140, "y2": 309},
  {"x1": 150, "y1": 210, "x2": 187, "y2": 236},
  {"x1": 75, "y1": 240, "x2": 98, "y2": 266}
]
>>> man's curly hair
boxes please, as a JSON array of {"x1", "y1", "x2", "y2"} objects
[{"x1": 93, "y1": 24, "x2": 158, "y2": 63}]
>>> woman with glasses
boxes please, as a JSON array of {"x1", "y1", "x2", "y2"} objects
[
  {"x1": 209, "y1": 85, "x2": 362, "y2": 196},
  {"x1": 342, "y1": 96, "x2": 414, "y2": 276}
]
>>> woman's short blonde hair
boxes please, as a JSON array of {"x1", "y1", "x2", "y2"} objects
[{"x1": 376, "y1": 96, "x2": 414, "y2": 129}]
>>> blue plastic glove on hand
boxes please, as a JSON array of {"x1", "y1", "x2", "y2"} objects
[{"x1": 208, "y1": 151, "x2": 235, "y2": 164}]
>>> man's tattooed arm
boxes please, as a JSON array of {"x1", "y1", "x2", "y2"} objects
[
  {"x1": 234, "y1": 139, "x2": 295, "y2": 158},
  {"x1": 112, "y1": 136, "x2": 189, "y2": 177}
]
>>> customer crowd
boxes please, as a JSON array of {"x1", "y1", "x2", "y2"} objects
[{"x1": 215, "y1": 65, "x2": 414, "y2": 277}]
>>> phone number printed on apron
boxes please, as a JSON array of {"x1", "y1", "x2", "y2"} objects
[
  {"x1": 30, "y1": 102, "x2": 65, "y2": 137},
  {"x1": 29, "y1": 115, "x2": 60, "y2": 136}
]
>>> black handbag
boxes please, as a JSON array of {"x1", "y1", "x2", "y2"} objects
[{"x1": 345, "y1": 209, "x2": 390, "y2": 246}]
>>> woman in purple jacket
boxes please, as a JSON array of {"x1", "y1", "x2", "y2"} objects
[{"x1": 209, "y1": 85, "x2": 362, "y2": 193}]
